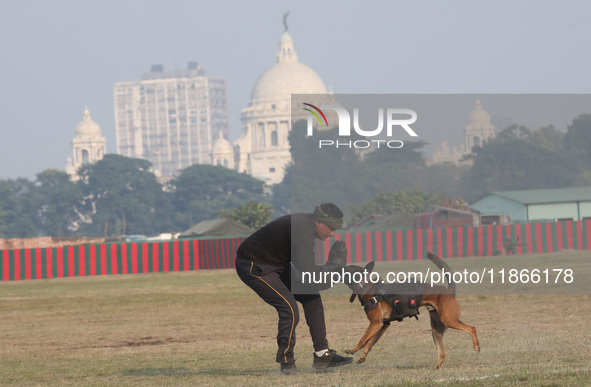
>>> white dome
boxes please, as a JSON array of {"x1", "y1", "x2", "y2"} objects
[
  {"x1": 251, "y1": 61, "x2": 327, "y2": 101},
  {"x1": 212, "y1": 133, "x2": 233, "y2": 154},
  {"x1": 467, "y1": 98, "x2": 491, "y2": 125},
  {"x1": 249, "y1": 31, "x2": 327, "y2": 102},
  {"x1": 280, "y1": 31, "x2": 293, "y2": 44},
  {"x1": 75, "y1": 107, "x2": 102, "y2": 137}
]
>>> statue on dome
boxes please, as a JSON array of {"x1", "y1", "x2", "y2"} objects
[{"x1": 283, "y1": 12, "x2": 289, "y2": 32}]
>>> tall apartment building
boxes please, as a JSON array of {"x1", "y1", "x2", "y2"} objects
[{"x1": 114, "y1": 62, "x2": 229, "y2": 178}]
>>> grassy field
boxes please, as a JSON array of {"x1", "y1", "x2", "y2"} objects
[{"x1": 1, "y1": 251, "x2": 590, "y2": 386}]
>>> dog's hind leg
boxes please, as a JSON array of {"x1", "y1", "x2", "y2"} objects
[
  {"x1": 429, "y1": 310, "x2": 447, "y2": 369},
  {"x1": 357, "y1": 321, "x2": 390, "y2": 364},
  {"x1": 437, "y1": 298, "x2": 480, "y2": 353}
]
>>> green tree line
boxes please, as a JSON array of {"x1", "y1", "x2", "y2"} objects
[
  {"x1": 1, "y1": 114, "x2": 590, "y2": 239},
  {"x1": 286, "y1": 113, "x2": 591, "y2": 217},
  {"x1": 0, "y1": 155, "x2": 269, "y2": 238}
]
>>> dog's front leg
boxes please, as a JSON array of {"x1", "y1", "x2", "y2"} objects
[
  {"x1": 345, "y1": 320, "x2": 384, "y2": 361},
  {"x1": 357, "y1": 321, "x2": 390, "y2": 364}
]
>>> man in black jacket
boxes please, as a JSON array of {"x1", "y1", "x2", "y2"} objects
[{"x1": 235, "y1": 203, "x2": 352, "y2": 375}]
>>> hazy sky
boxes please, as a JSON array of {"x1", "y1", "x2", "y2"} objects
[{"x1": 1, "y1": 0, "x2": 590, "y2": 180}]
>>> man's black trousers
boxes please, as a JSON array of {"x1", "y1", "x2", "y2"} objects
[{"x1": 235, "y1": 256, "x2": 328, "y2": 364}]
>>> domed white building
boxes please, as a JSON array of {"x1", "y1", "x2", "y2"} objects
[
  {"x1": 464, "y1": 98, "x2": 495, "y2": 149},
  {"x1": 66, "y1": 107, "x2": 106, "y2": 179},
  {"x1": 428, "y1": 98, "x2": 496, "y2": 165},
  {"x1": 211, "y1": 131, "x2": 235, "y2": 170},
  {"x1": 212, "y1": 25, "x2": 333, "y2": 185}
]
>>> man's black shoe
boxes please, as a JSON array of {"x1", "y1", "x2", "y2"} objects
[
  {"x1": 280, "y1": 361, "x2": 299, "y2": 375},
  {"x1": 312, "y1": 349, "x2": 354, "y2": 369}
]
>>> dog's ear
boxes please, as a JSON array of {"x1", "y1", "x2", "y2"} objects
[
  {"x1": 349, "y1": 294, "x2": 356, "y2": 303},
  {"x1": 364, "y1": 261, "x2": 375, "y2": 273}
]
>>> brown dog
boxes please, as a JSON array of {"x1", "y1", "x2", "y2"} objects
[{"x1": 343, "y1": 252, "x2": 480, "y2": 369}]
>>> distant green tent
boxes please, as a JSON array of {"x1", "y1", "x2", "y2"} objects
[{"x1": 178, "y1": 218, "x2": 254, "y2": 238}]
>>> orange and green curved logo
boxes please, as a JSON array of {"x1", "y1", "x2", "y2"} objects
[{"x1": 302, "y1": 103, "x2": 328, "y2": 126}]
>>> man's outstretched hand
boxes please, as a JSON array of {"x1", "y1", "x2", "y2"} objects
[{"x1": 326, "y1": 240, "x2": 347, "y2": 269}]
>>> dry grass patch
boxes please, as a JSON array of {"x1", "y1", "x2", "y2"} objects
[{"x1": 1, "y1": 251, "x2": 590, "y2": 386}]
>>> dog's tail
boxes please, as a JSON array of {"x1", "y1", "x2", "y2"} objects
[{"x1": 427, "y1": 252, "x2": 456, "y2": 295}]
